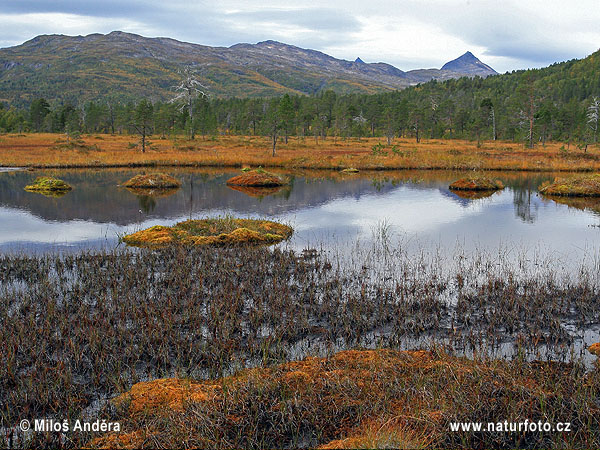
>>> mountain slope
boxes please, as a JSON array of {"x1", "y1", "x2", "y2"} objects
[
  {"x1": 0, "y1": 32, "x2": 497, "y2": 106},
  {"x1": 441, "y1": 51, "x2": 497, "y2": 77}
]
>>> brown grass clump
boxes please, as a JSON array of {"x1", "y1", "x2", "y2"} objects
[
  {"x1": 449, "y1": 176, "x2": 504, "y2": 191},
  {"x1": 90, "y1": 348, "x2": 599, "y2": 449},
  {"x1": 539, "y1": 173, "x2": 600, "y2": 196},
  {"x1": 121, "y1": 217, "x2": 293, "y2": 247},
  {"x1": 226, "y1": 168, "x2": 287, "y2": 187},
  {"x1": 121, "y1": 173, "x2": 181, "y2": 189}
]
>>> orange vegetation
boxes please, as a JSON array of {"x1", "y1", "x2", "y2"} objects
[
  {"x1": 226, "y1": 169, "x2": 287, "y2": 186},
  {"x1": 88, "y1": 348, "x2": 588, "y2": 449},
  {"x1": 589, "y1": 343, "x2": 600, "y2": 357},
  {"x1": 2, "y1": 133, "x2": 600, "y2": 172}
]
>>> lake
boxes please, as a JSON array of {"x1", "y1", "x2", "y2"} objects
[{"x1": 1, "y1": 168, "x2": 599, "y2": 262}]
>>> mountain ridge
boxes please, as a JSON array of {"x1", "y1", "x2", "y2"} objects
[{"x1": 0, "y1": 31, "x2": 497, "y2": 105}]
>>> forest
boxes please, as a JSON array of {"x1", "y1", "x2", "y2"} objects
[{"x1": 0, "y1": 49, "x2": 599, "y2": 150}]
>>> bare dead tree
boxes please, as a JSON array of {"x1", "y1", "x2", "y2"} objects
[
  {"x1": 587, "y1": 96, "x2": 600, "y2": 144},
  {"x1": 170, "y1": 66, "x2": 208, "y2": 140}
]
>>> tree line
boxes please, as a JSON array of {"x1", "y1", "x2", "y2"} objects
[{"x1": 1, "y1": 54, "x2": 599, "y2": 151}]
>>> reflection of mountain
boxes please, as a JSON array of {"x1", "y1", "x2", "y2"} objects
[{"x1": 0, "y1": 169, "x2": 402, "y2": 225}]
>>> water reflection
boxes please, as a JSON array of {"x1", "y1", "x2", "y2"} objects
[{"x1": 0, "y1": 168, "x2": 598, "y2": 258}]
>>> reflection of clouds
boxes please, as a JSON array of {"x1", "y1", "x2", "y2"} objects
[
  {"x1": 282, "y1": 186, "x2": 486, "y2": 238},
  {"x1": 0, "y1": 207, "x2": 177, "y2": 245}
]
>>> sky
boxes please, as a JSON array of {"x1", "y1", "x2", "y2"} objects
[{"x1": 1, "y1": 0, "x2": 599, "y2": 73}]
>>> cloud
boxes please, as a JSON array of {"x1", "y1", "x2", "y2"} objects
[{"x1": 1, "y1": 0, "x2": 599, "y2": 72}]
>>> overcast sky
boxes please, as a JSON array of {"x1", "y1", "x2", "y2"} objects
[{"x1": 1, "y1": 0, "x2": 599, "y2": 73}]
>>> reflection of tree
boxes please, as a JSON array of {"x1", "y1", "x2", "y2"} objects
[
  {"x1": 138, "y1": 195, "x2": 156, "y2": 213},
  {"x1": 513, "y1": 188, "x2": 537, "y2": 223}
]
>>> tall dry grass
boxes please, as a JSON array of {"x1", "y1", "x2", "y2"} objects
[{"x1": 1, "y1": 133, "x2": 599, "y2": 171}]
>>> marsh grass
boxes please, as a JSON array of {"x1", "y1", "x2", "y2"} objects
[
  {"x1": 1, "y1": 244, "x2": 600, "y2": 448},
  {"x1": 3, "y1": 133, "x2": 600, "y2": 172}
]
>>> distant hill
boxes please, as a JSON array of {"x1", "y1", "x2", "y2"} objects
[{"x1": 0, "y1": 32, "x2": 497, "y2": 106}]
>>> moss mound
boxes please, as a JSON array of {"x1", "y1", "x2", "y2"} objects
[
  {"x1": 24, "y1": 176, "x2": 72, "y2": 195},
  {"x1": 226, "y1": 168, "x2": 287, "y2": 187},
  {"x1": 122, "y1": 217, "x2": 293, "y2": 247},
  {"x1": 122, "y1": 173, "x2": 181, "y2": 189},
  {"x1": 539, "y1": 174, "x2": 600, "y2": 196},
  {"x1": 449, "y1": 176, "x2": 504, "y2": 191}
]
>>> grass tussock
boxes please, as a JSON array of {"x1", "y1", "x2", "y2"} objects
[
  {"x1": 23, "y1": 176, "x2": 72, "y2": 196},
  {"x1": 226, "y1": 168, "x2": 287, "y2": 187},
  {"x1": 121, "y1": 173, "x2": 181, "y2": 189},
  {"x1": 449, "y1": 176, "x2": 504, "y2": 191},
  {"x1": 90, "y1": 349, "x2": 600, "y2": 449},
  {"x1": 121, "y1": 217, "x2": 293, "y2": 247},
  {"x1": 3, "y1": 133, "x2": 600, "y2": 172},
  {"x1": 539, "y1": 173, "x2": 600, "y2": 196}
]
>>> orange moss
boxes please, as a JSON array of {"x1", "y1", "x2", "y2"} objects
[
  {"x1": 589, "y1": 343, "x2": 600, "y2": 357},
  {"x1": 114, "y1": 378, "x2": 221, "y2": 415},
  {"x1": 121, "y1": 218, "x2": 293, "y2": 247}
]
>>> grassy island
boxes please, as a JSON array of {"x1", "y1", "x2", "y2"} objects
[
  {"x1": 226, "y1": 168, "x2": 287, "y2": 187},
  {"x1": 24, "y1": 176, "x2": 73, "y2": 196},
  {"x1": 121, "y1": 173, "x2": 181, "y2": 189},
  {"x1": 539, "y1": 173, "x2": 600, "y2": 196},
  {"x1": 121, "y1": 217, "x2": 293, "y2": 247}
]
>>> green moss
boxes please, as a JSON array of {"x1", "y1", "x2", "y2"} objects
[{"x1": 24, "y1": 176, "x2": 73, "y2": 195}]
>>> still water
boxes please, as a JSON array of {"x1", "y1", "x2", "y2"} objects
[
  {"x1": 1, "y1": 168, "x2": 599, "y2": 260},
  {"x1": 3, "y1": 167, "x2": 600, "y2": 364}
]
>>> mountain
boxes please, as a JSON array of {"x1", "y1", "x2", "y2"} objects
[
  {"x1": 441, "y1": 51, "x2": 497, "y2": 77},
  {"x1": 0, "y1": 32, "x2": 497, "y2": 105}
]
